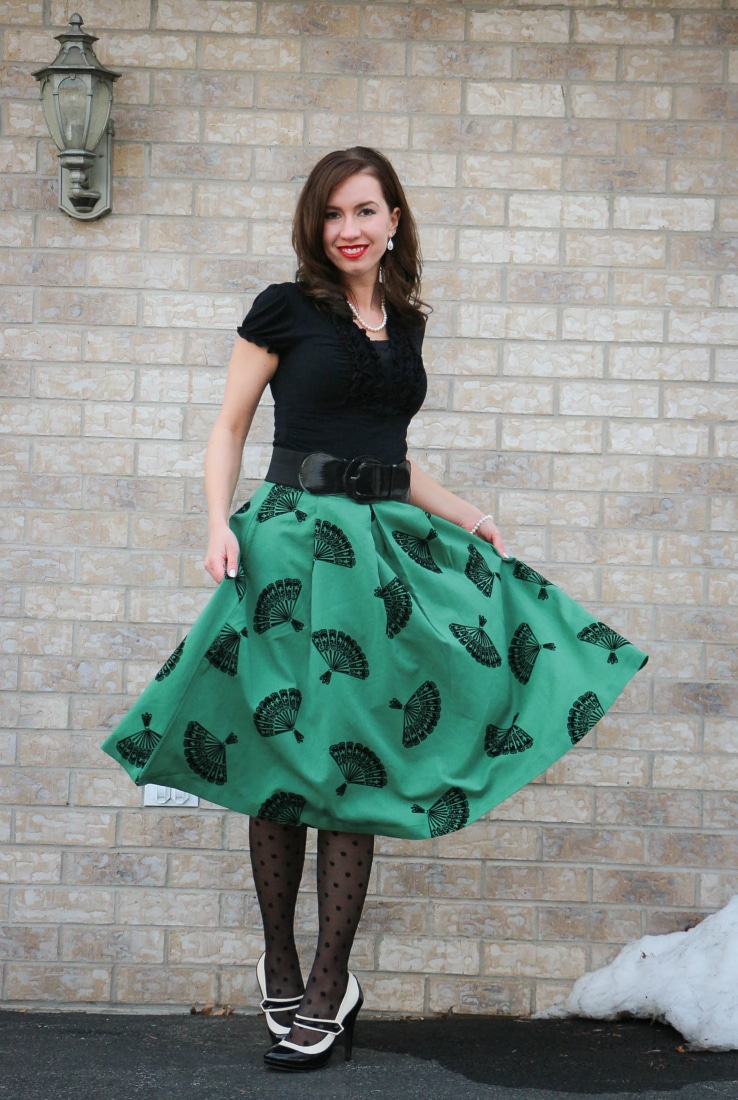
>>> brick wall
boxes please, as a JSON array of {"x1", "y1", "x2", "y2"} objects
[{"x1": 1, "y1": 0, "x2": 737, "y2": 1014}]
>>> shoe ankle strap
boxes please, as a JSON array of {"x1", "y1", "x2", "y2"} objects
[
  {"x1": 260, "y1": 996, "x2": 302, "y2": 1012},
  {"x1": 294, "y1": 1013, "x2": 343, "y2": 1036}
]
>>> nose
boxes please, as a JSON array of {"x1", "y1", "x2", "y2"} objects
[{"x1": 339, "y1": 215, "x2": 361, "y2": 240}]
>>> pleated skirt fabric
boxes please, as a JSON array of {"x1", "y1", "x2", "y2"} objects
[{"x1": 102, "y1": 481, "x2": 648, "y2": 840}]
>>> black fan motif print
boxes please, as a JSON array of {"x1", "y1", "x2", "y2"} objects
[
  {"x1": 235, "y1": 560, "x2": 247, "y2": 602},
  {"x1": 329, "y1": 741, "x2": 387, "y2": 797},
  {"x1": 567, "y1": 691, "x2": 605, "y2": 745},
  {"x1": 449, "y1": 616, "x2": 501, "y2": 667},
  {"x1": 257, "y1": 484, "x2": 307, "y2": 524},
  {"x1": 253, "y1": 688, "x2": 304, "y2": 744},
  {"x1": 232, "y1": 500, "x2": 251, "y2": 516},
  {"x1": 116, "y1": 712, "x2": 161, "y2": 768},
  {"x1": 183, "y1": 720, "x2": 237, "y2": 786},
  {"x1": 389, "y1": 680, "x2": 441, "y2": 748},
  {"x1": 258, "y1": 791, "x2": 307, "y2": 826},
  {"x1": 513, "y1": 561, "x2": 553, "y2": 599},
  {"x1": 484, "y1": 713, "x2": 534, "y2": 758},
  {"x1": 155, "y1": 639, "x2": 185, "y2": 681},
  {"x1": 577, "y1": 621, "x2": 631, "y2": 665},
  {"x1": 313, "y1": 520, "x2": 356, "y2": 568},
  {"x1": 465, "y1": 544, "x2": 500, "y2": 597},
  {"x1": 311, "y1": 629, "x2": 369, "y2": 684},
  {"x1": 205, "y1": 623, "x2": 248, "y2": 676},
  {"x1": 508, "y1": 622, "x2": 556, "y2": 685},
  {"x1": 411, "y1": 787, "x2": 470, "y2": 837},
  {"x1": 254, "y1": 578, "x2": 304, "y2": 634},
  {"x1": 392, "y1": 527, "x2": 442, "y2": 573},
  {"x1": 374, "y1": 577, "x2": 412, "y2": 638}
]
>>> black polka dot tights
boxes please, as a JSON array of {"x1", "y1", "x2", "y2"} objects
[{"x1": 249, "y1": 818, "x2": 374, "y2": 1047}]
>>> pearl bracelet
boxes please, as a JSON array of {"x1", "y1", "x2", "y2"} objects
[{"x1": 469, "y1": 513, "x2": 494, "y2": 537}]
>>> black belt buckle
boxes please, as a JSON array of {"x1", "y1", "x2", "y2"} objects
[
  {"x1": 344, "y1": 456, "x2": 384, "y2": 503},
  {"x1": 298, "y1": 452, "x2": 340, "y2": 495}
]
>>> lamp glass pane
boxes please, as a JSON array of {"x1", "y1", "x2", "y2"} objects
[
  {"x1": 40, "y1": 79, "x2": 65, "y2": 149},
  {"x1": 87, "y1": 81, "x2": 113, "y2": 151},
  {"x1": 57, "y1": 75, "x2": 90, "y2": 149}
]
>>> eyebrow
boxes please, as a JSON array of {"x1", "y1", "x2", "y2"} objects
[{"x1": 325, "y1": 199, "x2": 380, "y2": 210}]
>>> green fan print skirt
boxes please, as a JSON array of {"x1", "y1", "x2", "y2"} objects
[{"x1": 102, "y1": 481, "x2": 648, "y2": 840}]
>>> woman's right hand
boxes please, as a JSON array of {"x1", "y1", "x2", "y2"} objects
[{"x1": 204, "y1": 524, "x2": 240, "y2": 584}]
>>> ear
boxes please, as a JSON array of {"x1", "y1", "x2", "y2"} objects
[{"x1": 390, "y1": 206, "x2": 400, "y2": 233}]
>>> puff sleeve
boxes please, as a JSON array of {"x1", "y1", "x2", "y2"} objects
[{"x1": 236, "y1": 283, "x2": 296, "y2": 354}]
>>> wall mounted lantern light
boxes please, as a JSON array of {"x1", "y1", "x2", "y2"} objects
[{"x1": 33, "y1": 13, "x2": 120, "y2": 221}]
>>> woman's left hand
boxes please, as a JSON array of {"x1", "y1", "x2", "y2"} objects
[
  {"x1": 470, "y1": 515, "x2": 508, "y2": 559},
  {"x1": 406, "y1": 461, "x2": 510, "y2": 559}
]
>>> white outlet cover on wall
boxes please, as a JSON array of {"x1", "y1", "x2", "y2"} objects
[{"x1": 143, "y1": 784, "x2": 199, "y2": 807}]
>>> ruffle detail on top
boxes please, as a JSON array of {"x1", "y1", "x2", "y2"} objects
[{"x1": 331, "y1": 308, "x2": 427, "y2": 418}]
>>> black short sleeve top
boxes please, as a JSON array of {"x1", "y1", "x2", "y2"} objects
[{"x1": 237, "y1": 282, "x2": 427, "y2": 465}]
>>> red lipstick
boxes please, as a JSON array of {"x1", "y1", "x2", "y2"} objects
[{"x1": 337, "y1": 245, "x2": 369, "y2": 260}]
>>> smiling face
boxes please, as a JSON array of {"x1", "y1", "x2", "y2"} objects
[{"x1": 322, "y1": 171, "x2": 400, "y2": 287}]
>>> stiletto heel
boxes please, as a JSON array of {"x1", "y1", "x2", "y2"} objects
[
  {"x1": 256, "y1": 953, "x2": 302, "y2": 1044},
  {"x1": 341, "y1": 995, "x2": 361, "y2": 1062},
  {"x1": 263, "y1": 973, "x2": 363, "y2": 1072}
]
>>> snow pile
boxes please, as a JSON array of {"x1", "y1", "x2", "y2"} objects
[{"x1": 538, "y1": 895, "x2": 738, "y2": 1051}]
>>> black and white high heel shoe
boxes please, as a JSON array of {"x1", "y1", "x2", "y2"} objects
[
  {"x1": 263, "y1": 973, "x2": 363, "y2": 1072},
  {"x1": 256, "y1": 953, "x2": 302, "y2": 1044}
]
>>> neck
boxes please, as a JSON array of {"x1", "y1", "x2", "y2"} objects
[
  {"x1": 348, "y1": 291, "x2": 380, "y2": 317},
  {"x1": 343, "y1": 272, "x2": 381, "y2": 315},
  {"x1": 345, "y1": 282, "x2": 387, "y2": 335}
]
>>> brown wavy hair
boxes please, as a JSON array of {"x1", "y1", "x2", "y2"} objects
[{"x1": 292, "y1": 147, "x2": 428, "y2": 327}]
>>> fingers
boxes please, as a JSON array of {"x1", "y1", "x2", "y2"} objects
[
  {"x1": 204, "y1": 530, "x2": 240, "y2": 584},
  {"x1": 490, "y1": 530, "x2": 509, "y2": 559},
  {"x1": 486, "y1": 529, "x2": 508, "y2": 558},
  {"x1": 476, "y1": 518, "x2": 509, "y2": 559},
  {"x1": 204, "y1": 552, "x2": 225, "y2": 584},
  {"x1": 224, "y1": 535, "x2": 239, "y2": 579}
]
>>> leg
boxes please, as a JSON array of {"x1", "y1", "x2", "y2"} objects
[
  {"x1": 249, "y1": 815, "x2": 307, "y2": 1000},
  {"x1": 287, "y1": 829, "x2": 374, "y2": 1047}
]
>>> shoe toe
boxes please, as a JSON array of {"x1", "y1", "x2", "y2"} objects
[{"x1": 264, "y1": 1045, "x2": 332, "y2": 1072}]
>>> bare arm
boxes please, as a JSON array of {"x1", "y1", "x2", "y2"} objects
[
  {"x1": 203, "y1": 337, "x2": 278, "y2": 583},
  {"x1": 408, "y1": 459, "x2": 508, "y2": 558}
]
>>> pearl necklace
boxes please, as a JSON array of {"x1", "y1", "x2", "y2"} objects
[{"x1": 346, "y1": 292, "x2": 387, "y2": 332}]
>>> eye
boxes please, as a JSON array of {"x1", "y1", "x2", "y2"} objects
[
  {"x1": 359, "y1": 207, "x2": 377, "y2": 216},
  {"x1": 324, "y1": 210, "x2": 340, "y2": 220}
]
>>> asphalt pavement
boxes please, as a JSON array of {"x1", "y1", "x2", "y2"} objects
[{"x1": 2, "y1": 1009, "x2": 738, "y2": 1100}]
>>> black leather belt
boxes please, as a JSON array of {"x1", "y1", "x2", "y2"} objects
[{"x1": 265, "y1": 447, "x2": 411, "y2": 504}]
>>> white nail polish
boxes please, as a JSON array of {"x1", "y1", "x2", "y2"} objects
[{"x1": 228, "y1": 569, "x2": 236, "y2": 578}]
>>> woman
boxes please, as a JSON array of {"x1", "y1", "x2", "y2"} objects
[{"x1": 103, "y1": 147, "x2": 647, "y2": 1073}]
